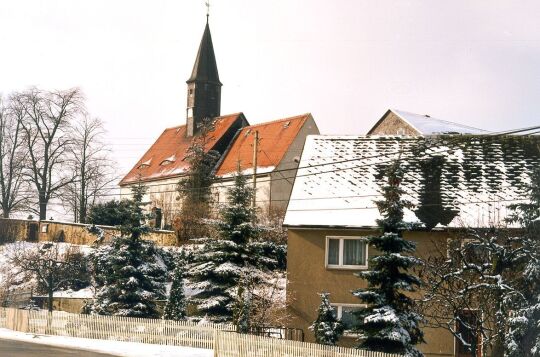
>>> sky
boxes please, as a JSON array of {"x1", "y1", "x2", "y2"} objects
[{"x1": 1, "y1": 0, "x2": 540, "y2": 185}]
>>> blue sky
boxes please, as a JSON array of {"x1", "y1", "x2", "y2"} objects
[{"x1": 1, "y1": 0, "x2": 539, "y2": 178}]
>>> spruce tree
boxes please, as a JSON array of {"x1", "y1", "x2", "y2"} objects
[
  {"x1": 87, "y1": 182, "x2": 167, "y2": 318},
  {"x1": 310, "y1": 292, "x2": 344, "y2": 346},
  {"x1": 353, "y1": 161, "x2": 424, "y2": 356},
  {"x1": 186, "y1": 167, "x2": 259, "y2": 323},
  {"x1": 163, "y1": 263, "x2": 187, "y2": 321}
]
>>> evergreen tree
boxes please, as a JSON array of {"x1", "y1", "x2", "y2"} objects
[
  {"x1": 310, "y1": 292, "x2": 344, "y2": 346},
  {"x1": 353, "y1": 161, "x2": 424, "y2": 356},
  {"x1": 86, "y1": 183, "x2": 167, "y2": 318},
  {"x1": 505, "y1": 168, "x2": 540, "y2": 357},
  {"x1": 163, "y1": 262, "x2": 187, "y2": 321},
  {"x1": 186, "y1": 168, "x2": 260, "y2": 323}
]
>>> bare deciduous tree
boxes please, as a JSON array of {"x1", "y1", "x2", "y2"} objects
[
  {"x1": 63, "y1": 116, "x2": 116, "y2": 223},
  {"x1": 15, "y1": 88, "x2": 84, "y2": 220},
  {"x1": 0, "y1": 96, "x2": 30, "y2": 217},
  {"x1": 419, "y1": 230, "x2": 525, "y2": 357},
  {"x1": 6, "y1": 241, "x2": 86, "y2": 312}
]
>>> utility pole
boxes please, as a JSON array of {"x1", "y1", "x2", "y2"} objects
[{"x1": 252, "y1": 130, "x2": 259, "y2": 209}]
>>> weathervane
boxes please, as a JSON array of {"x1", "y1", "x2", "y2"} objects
[{"x1": 205, "y1": 0, "x2": 210, "y2": 22}]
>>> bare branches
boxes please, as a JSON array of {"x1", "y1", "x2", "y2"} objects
[
  {"x1": 6, "y1": 241, "x2": 86, "y2": 312},
  {"x1": 0, "y1": 95, "x2": 31, "y2": 217},
  {"x1": 12, "y1": 87, "x2": 85, "y2": 220},
  {"x1": 63, "y1": 115, "x2": 117, "y2": 223}
]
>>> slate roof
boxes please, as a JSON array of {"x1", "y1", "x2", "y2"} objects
[
  {"x1": 215, "y1": 113, "x2": 313, "y2": 176},
  {"x1": 284, "y1": 135, "x2": 540, "y2": 229},
  {"x1": 369, "y1": 109, "x2": 488, "y2": 135},
  {"x1": 187, "y1": 22, "x2": 221, "y2": 85},
  {"x1": 119, "y1": 113, "x2": 244, "y2": 185}
]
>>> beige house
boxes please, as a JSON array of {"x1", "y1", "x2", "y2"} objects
[{"x1": 283, "y1": 113, "x2": 539, "y2": 356}]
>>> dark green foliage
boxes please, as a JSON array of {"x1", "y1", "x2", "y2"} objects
[
  {"x1": 36, "y1": 251, "x2": 91, "y2": 293},
  {"x1": 187, "y1": 169, "x2": 272, "y2": 324},
  {"x1": 354, "y1": 160, "x2": 424, "y2": 356},
  {"x1": 163, "y1": 263, "x2": 186, "y2": 321},
  {"x1": 86, "y1": 182, "x2": 167, "y2": 318},
  {"x1": 216, "y1": 169, "x2": 257, "y2": 244},
  {"x1": 87, "y1": 199, "x2": 137, "y2": 227},
  {"x1": 310, "y1": 293, "x2": 344, "y2": 346},
  {"x1": 89, "y1": 235, "x2": 167, "y2": 318}
]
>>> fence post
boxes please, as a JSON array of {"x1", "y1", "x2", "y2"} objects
[{"x1": 213, "y1": 330, "x2": 219, "y2": 357}]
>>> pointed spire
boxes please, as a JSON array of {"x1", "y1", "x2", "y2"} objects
[{"x1": 187, "y1": 22, "x2": 221, "y2": 85}]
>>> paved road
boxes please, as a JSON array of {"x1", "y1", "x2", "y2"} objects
[{"x1": 0, "y1": 338, "x2": 119, "y2": 357}]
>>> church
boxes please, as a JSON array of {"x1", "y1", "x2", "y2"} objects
[{"x1": 119, "y1": 18, "x2": 319, "y2": 228}]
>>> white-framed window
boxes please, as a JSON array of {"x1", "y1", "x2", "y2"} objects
[
  {"x1": 325, "y1": 236, "x2": 368, "y2": 270},
  {"x1": 330, "y1": 303, "x2": 366, "y2": 331}
]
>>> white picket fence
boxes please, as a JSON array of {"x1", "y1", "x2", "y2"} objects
[
  {"x1": 0, "y1": 307, "x2": 6, "y2": 328},
  {"x1": 214, "y1": 331, "x2": 401, "y2": 357},
  {"x1": 0, "y1": 308, "x2": 400, "y2": 357},
  {"x1": 27, "y1": 309, "x2": 232, "y2": 349}
]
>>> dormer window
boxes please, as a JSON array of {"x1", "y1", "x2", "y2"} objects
[
  {"x1": 283, "y1": 121, "x2": 291, "y2": 129},
  {"x1": 160, "y1": 155, "x2": 176, "y2": 166},
  {"x1": 138, "y1": 158, "x2": 152, "y2": 169}
]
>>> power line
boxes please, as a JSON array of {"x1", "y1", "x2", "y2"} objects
[{"x1": 15, "y1": 125, "x2": 540, "y2": 200}]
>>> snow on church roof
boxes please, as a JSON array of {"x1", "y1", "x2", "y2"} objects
[{"x1": 283, "y1": 135, "x2": 540, "y2": 229}]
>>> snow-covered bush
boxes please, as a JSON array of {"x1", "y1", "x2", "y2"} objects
[{"x1": 310, "y1": 292, "x2": 344, "y2": 346}]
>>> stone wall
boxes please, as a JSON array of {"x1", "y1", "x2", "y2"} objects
[
  {"x1": 0, "y1": 218, "x2": 177, "y2": 247},
  {"x1": 0, "y1": 218, "x2": 34, "y2": 243}
]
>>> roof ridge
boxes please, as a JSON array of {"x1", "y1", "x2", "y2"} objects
[
  {"x1": 162, "y1": 113, "x2": 242, "y2": 131},
  {"x1": 391, "y1": 109, "x2": 488, "y2": 133},
  {"x1": 243, "y1": 113, "x2": 311, "y2": 129}
]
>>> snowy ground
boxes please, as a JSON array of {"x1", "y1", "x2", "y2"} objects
[{"x1": 0, "y1": 328, "x2": 213, "y2": 357}]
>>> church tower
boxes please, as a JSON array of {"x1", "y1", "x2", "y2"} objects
[{"x1": 186, "y1": 19, "x2": 222, "y2": 137}]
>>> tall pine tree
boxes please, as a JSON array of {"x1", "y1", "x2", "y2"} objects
[
  {"x1": 186, "y1": 167, "x2": 258, "y2": 323},
  {"x1": 310, "y1": 292, "x2": 344, "y2": 346},
  {"x1": 353, "y1": 160, "x2": 424, "y2": 356}
]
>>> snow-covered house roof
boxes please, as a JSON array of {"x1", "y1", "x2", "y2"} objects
[
  {"x1": 367, "y1": 109, "x2": 488, "y2": 136},
  {"x1": 284, "y1": 135, "x2": 540, "y2": 229}
]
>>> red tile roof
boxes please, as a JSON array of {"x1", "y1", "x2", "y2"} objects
[
  {"x1": 120, "y1": 113, "x2": 244, "y2": 185},
  {"x1": 215, "y1": 114, "x2": 312, "y2": 176}
]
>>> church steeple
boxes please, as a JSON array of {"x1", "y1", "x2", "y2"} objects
[{"x1": 186, "y1": 21, "x2": 222, "y2": 137}]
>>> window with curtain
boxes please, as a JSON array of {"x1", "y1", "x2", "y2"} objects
[{"x1": 326, "y1": 236, "x2": 368, "y2": 269}]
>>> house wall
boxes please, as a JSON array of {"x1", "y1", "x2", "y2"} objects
[
  {"x1": 286, "y1": 227, "x2": 456, "y2": 357},
  {"x1": 368, "y1": 111, "x2": 420, "y2": 136},
  {"x1": 213, "y1": 174, "x2": 271, "y2": 211},
  {"x1": 120, "y1": 177, "x2": 181, "y2": 229},
  {"x1": 269, "y1": 116, "x2": 320, "y2": 213}
]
